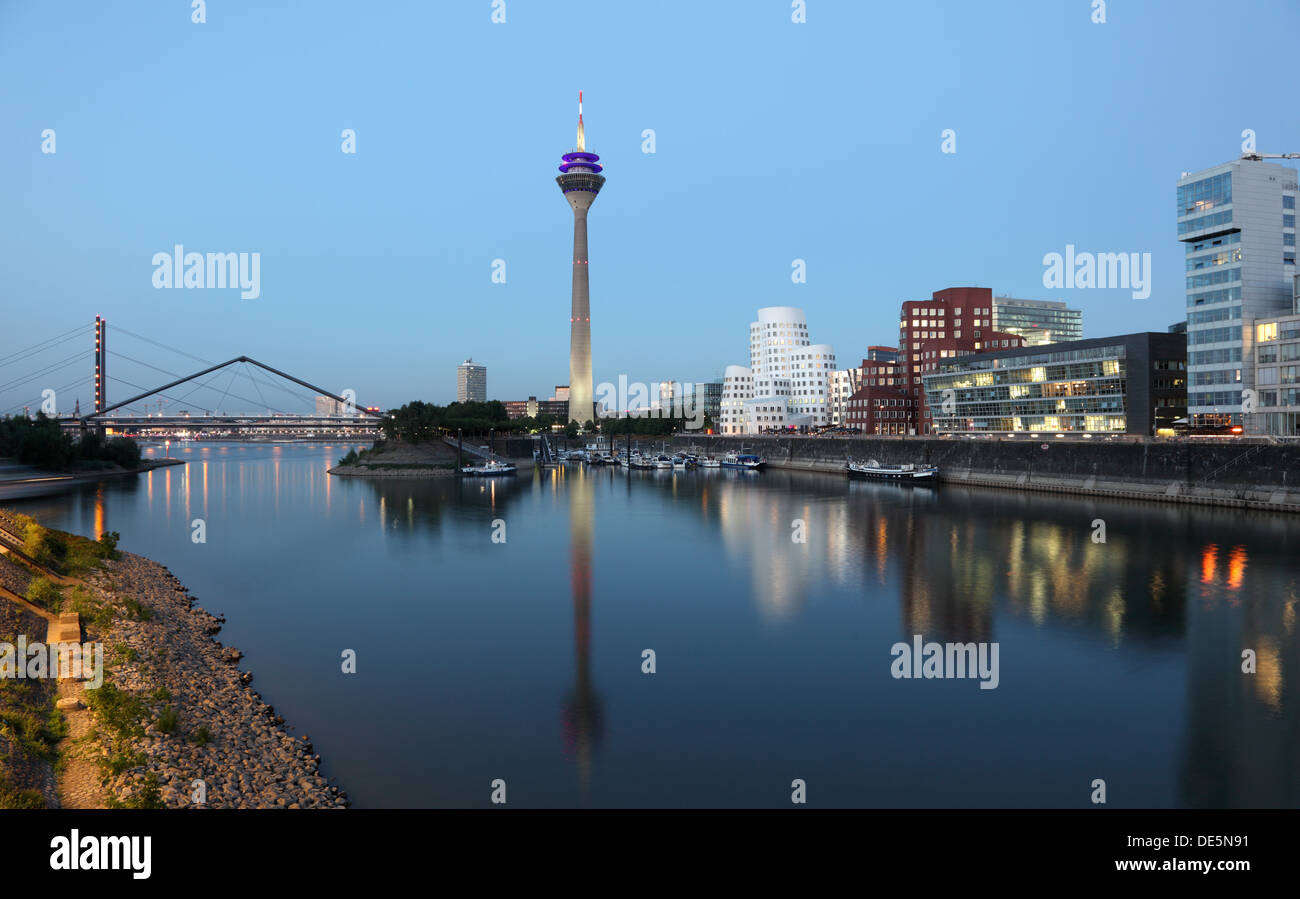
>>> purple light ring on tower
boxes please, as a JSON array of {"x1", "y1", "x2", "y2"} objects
[{"x1": 560, "y1": 150, "x2": 603, "y2": 173}]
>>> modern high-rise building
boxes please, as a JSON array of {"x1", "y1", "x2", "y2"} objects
[
  {"x1": 719, "y1": 306, "x2": 835, "y2": 434},
  {"x1": 557, "y1": 92, "x2": 604, "y2": 426},
  {"x1": 992, "y1": 297, "x2": 1082, "y2": 346},
  {"x1": 1178, "y1": 156, "x2": 1298, "y2": 431},
  {"x1": 456, "y1": 358, "x2": 487, "y2": 403}
]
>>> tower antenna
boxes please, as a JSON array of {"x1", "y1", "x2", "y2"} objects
[{"x1": 576, "y1": 90, "x2": 585, "y2": 151}]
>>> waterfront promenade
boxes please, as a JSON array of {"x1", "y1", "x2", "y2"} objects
[{"x1": 666, "y1": 434, "x2": 1300, "y2": 513}]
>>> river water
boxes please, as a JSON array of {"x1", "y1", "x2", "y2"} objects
[{"x1": 8, "y1": 442, "x2": 1297, "y2": 808}]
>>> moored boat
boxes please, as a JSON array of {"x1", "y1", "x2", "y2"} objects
[
  {"x1": 460, "y1": 459, "x2": 518, "y2": 476},
  {"x1": 846, "y1": 459, "x2": 938, "y2": 482},
  {"x1": 721, "y1": 453, "x2": 766, "y2": 471}
]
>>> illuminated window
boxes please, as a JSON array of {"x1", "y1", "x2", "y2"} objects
[{"x1": 1258, "y1": 322, "x2": 1279, "y2": 342}]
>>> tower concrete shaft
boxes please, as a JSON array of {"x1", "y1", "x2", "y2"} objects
[
  {"x1": 567, "y1": 200, "x2": 594, "y2": 425},
  {"x1": 557, "y1": 92, "x2": 604, "y2": 427}
]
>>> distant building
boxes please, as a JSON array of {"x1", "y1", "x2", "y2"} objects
[
  {"x1": 719, "y1": 307, "x2": 835, "y2": 434},
  {"x1": 504, "y1": 396, "x2": 569, "y2": 420},
  {"x1": 992, "y1": 297, "x2": 1082, "y2": 346},
  {"x1": 457, "y1": 358, "x2": 487, "y2": 403},
  {"x1": 1178, "y1": 157, "x2": 1297, "y2": 431},
  {"x1": 315, "y1": 395, "x2": 351, "y2": 416},
  {"x1": 539, "y1": 399, "x2": 569, "y2": 418},
  {"x1": 552, "y1": 386, "x2": 570, "y2": 402},
  {"x1": 924, "y1": 332, "x2": 1187, "y2": 436},
  {"x1": 1168, "y1": 321, "x2": 1188, "y2": 334},
  {"x1": 698, "y1": 379, "x2": 723, "y2": 424}
]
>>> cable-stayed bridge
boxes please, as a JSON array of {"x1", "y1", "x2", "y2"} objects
[{"x1": 0, "y1": 319, "x2": 383, "y2": 439}]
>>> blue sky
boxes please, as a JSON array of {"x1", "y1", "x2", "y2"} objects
[{"x1": 2, "y1": 0, "x2": 1298, "y2": 413}]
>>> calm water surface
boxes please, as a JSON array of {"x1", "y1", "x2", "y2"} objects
[{"x1": 11, "y1": 442, "x2": 1299, "y2": 808}]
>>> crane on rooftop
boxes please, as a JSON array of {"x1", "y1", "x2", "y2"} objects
[{"x1": 1240, "y1": 151, "x2": 1300, "y2": 161}]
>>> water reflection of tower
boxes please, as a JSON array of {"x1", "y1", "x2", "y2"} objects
[{"x1": 563, "y1": 468, "x2": 602, "y2": 800}]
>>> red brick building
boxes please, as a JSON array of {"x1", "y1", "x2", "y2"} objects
[
  {"x1": 898, "y1": 287, "x2": 1024, "y2": 433},
  {"x1": 844, "y1": 384, "x2": 916, "y2": 434}
]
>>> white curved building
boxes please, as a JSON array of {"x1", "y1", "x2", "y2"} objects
[
  {"x1": 720, "y1": 307, "x2": 834, "y2": 434},
  {"x1": 719, "y1": 365, "x2": 753, "y2": 434}
]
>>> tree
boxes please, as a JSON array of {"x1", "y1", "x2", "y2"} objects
[{"x1": 565, "y1": 420, "x2": 579, "y2": 438}]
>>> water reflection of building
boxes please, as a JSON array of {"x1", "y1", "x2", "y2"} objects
[
  {"x1": 896, "y1": 491, "x2": 1190, "y2": 646},
  {"x1": 711, "y1": 473, "x2": 837, "y2": 621},
  {"x1": 563, "y1": 468, "x2": 602, "y2": 800},
  {"x1": 1181, "y1": 537, "x2": 1299, "y2": 807}
]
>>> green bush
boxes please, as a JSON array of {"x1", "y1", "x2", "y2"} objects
[
  {"x1": 25, "y1": 577, "x2": 61, "y2": 612},
  {"x1": 98, "y1": 531, "x2": 121, "y2": 559},
  {"x1": 82, "y1": 683, "x2": 147, "y2": 738},
  {"x1": 121, "y1": 598, "x2": 153, "y2": 622},
  {"x1": 107, "y1": 773, "x2": 165, "y2": 809},
  {"x1": 102, "y1": 750, "x2": 146, "y2": 777},
  {"x1": 0, "y1": 776, "x2": 45, "y2": 809},
  {"x1": 155, "y1": 706, "x2": 178, "y2": 734},
  {"x1": 22, "y1": 522, "x2": 62, "y2": 569}
]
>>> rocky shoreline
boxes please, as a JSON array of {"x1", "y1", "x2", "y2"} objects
[{"x1": 76, "y1": 552, "x2": 348, "y2": 809}]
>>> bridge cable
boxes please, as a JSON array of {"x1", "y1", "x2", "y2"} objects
[
  {"x1": 0, "y1": 351, "x2": 93, "y2": 394},
  {"x1": 242, "y1": 361, "x2": 272, "y2": 412},
  {"x1": 109, "y1": 352, "x2": 298, "y2": 415},
  {"x1": 105, "y1": 371, "x2": 284, "y2": 418},
  {"x1": 0, "y1": 327, "x2": 86, "y2": 370},
  {"x1": 110, "y1": 325, "x2": 309, "y2": 403},
  {"x1": 0, "y1": 374, "x2": 90, "y2": 417}
]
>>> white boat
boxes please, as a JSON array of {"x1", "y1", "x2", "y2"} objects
[
  {"x1": 847, "y1": 459, "x2": 938, "y2": 482},
  {"x1": 460, "y1": 459, "x2": 518, "y2": 476},
  {"x1": 698, "y1": 456, "x2": 721, "y2": 469},
  {"x1": 654, "y1": 455, "x2": 673, "y2": 469},
  {"x1": 721, "y1": 453, "x2": 766, "y2": 470}
]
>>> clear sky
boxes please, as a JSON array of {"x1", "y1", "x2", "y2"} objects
[{"x1": 2, "y1": 0, "x2": 1298, "y2": 414}]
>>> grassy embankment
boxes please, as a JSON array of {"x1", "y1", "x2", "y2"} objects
[
  {"x1": 0, "y1": 514, "x2": 150, "y2": 807},
  {"x1": 334, "y1": 438, "x2": 461, "y2": 471}
]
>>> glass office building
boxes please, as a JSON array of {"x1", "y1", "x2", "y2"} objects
[
  {"x1": 1178, "y1": 158, "x2": 1297, "y2": 431},
  {"x1": 991, "y1": 297, "x2": 1082, "y2": 346},
  {"x1": 923, "y1": 333, "x2": 1186, "y2": 435},
  {"x1": 1253, "y1": 289, "x2": 1300, "y2": 435}
]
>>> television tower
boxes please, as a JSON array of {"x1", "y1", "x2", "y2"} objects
[{"x1": 557, "y1": 91, "x2": 605, "y2": 427}]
